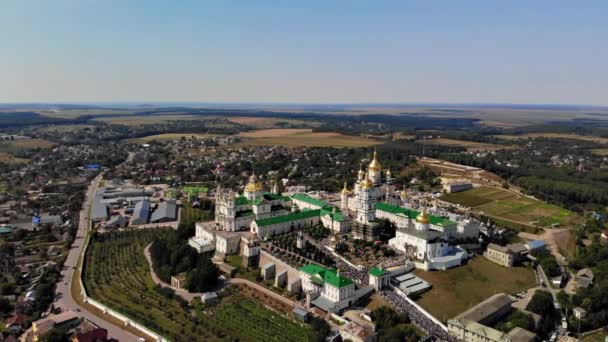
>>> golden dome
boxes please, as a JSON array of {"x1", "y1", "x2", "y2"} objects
[
  {"x1": 361, "y1": 174, "x2": 373, "y2": 189},
  {"x1": 244, "y1": 172, "x2": 264, "y2": 192},
  {"x1": 386, "y1": 168, "x2": 392, "y2": 176},
  {"x1": 341, "y1": 182, "x2": 350, "y2": 195},
  {"x1": 416, "y1": 208, "x2": 430, "y2": 224},
  {"x1": 368, "y1": 149, "x2": 382, "y2": 171},
  {"x1": 400, "y1": 191, "x2": 408, "y2": 199},
  {"x1": 358, "y1": 162, "x2": 365, "y2": 176}
]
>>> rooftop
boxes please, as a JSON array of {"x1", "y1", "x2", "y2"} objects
[
  {"x1": 291, "y1": 193, "x2": 333, "y2": 209},
  {"x1": 299, "y1": 264, "x2": 354, "y2": 288},
  {"x1": 254, "y1": 209, "x2": 321, "y2": 227},
  {"x1": 375, "y1": 202, "x2": 455, "y2": 226},
  {"x1": 368, "y1": 267, "x2": 389, "y2": 277},
  {"x1": 453, "y1": 293, "x2": 512, "y2": 323}
]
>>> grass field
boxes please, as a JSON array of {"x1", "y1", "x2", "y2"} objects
[
  {"x1": 424, "y1": 138, "x2": 512, "y2": 152},
  {"x1": 236, "y1": 128, "x2": 381, "y2": 148},
  {"x1": 414, "y1": 257, "x2": 537, "y2": 320},
  {"x1": 591, "y1": 148, "x2": 608, "y2": 156},
  {"x1": 39, "y1": 124, "x2": 97, "y2": 132},
  {"x1": 583, "y1": 329, "x2": 608, "y2": 342},
  {"x1": 126, "y1": 133, "x2": 218, "y2": 143},
  {"x1": 84, "y1": 229, "x2": 313, "y2": 341},
  {"x1": 0, "y1": 138, "x2": 56, "y2": 149},
  {"x1": 496, "y1": 133, "x2": 608, "y2": 144},
  {"x1": 441, "y1": 187, "x2": 582, "y2": 231},
  {"x1": 0, "y1": 152, "x2": 29, "y2": 164},
  {"x1": 227, "y1": 116, "x2": 321, "y2": 129}
]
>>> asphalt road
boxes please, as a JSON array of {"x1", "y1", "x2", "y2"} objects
[{"x1": 54, "y1": 174, "x2": 142, "y2": 342}]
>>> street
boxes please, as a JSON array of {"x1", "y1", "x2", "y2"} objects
[{"x1": 54, "y1": 174, "x2": 142, "y2": 342}]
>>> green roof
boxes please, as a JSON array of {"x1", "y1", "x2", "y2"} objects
[
  {"x1": 374, "y1": 202, "x2": 455, "y2": 227},
  {"x1": 299, "y1": 264, "x2": 354, "y2": 288},
  {"x1": 0, "y1": 226, "x2": 15, "y2": 234},
  {"x1": 235, "y1": 196, "x2": 250, "y2": 206},
  {"x1": 320, "y1": 208, "x2": 346, "y2": 222},
  {"x1": 235, "y1": 192, "x2": 290, "y2": 206},
  {"x1": 235, "y1": 210, "x2": 254, "y2": 218},
  {"x1": 368, "y1": 267, "x2": 389, "y2": 277},
  {"x1": 255, "y1": 209, "x2": 321, "y2": 227},
  {"x1": 291, "y1": 193, "x2": 332, "y2": 209}
]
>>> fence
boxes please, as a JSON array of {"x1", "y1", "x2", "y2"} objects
[
  {"x1": 77, "y1": 203, "x2": 170, "y2": 342},
  {"x1": 390, "y1": 284, "x2": 448, "y2": 332}
]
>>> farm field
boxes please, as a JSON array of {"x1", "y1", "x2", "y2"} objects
[
  {"x1": 0, "y1": 152, "x2": 29, "y2": 164},
  {"x1": 424, "y1": 138, "x2": 512, "y2": 152},
  {"x1": 236, "y1": 128, "x2": 381, "y2": 148},
  {"x1": 227, "y1": 116, "x2": 321, "y2": 129},
  {"x1": 441, "y1": 186, "x2": 583, "y2": 232},
  {"x1": 39, "y1": 124, "x2": 97, "y2": 132},
  {"x1": 126, "y1": 133, "x2": 218, "y2": 143},
  {"x1": 92, "y1": 114, "x2": 217, "y2": 126},
  {"x1": 83, "y1": 229, "x2": 313, "y2": 341},
  {"x1": 591, "y1": 148, "x2": 608, "y2": 156},
  {"x1": 414, "y1": 257, "x2": 537, "y2": 320},
  {"x1": 0, "y1": 138, "x2": 56, "y2": 149},
  {"x1": 495, "y1": 133, "x2": 608, "y2": 144}
]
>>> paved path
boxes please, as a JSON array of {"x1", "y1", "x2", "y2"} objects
[
  {"x1": 54, "y1": 174, "x2": 142, "y2": 342},
  {"x1": 143, "y1": 244, "x2": 203, "y2": 302},
  {"x1": 143, "y1": 243, "x2": 295, "y2": 308}
]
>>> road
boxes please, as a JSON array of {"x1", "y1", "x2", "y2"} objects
[{"x1": 54, "y1": 174, "x2": 141, "y2": 342}]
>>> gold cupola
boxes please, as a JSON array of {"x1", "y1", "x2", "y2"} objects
[
  {"x1": 368, "y1": 148, "x2": 382, "y2": 171},
  {"x1": 244, "y1": 172, "x2": 264, "y2": 193},
  {"x1": 416, "y1": 208, "x2": 430, "y2": 224},
  {"x1": 341, "y1": 182, "x2": 350, "y2": 195},
  {"x1": 361, "y1": 173, "x2": 373, "y2": 189}
]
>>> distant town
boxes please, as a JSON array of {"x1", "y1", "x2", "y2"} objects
[{"x1": 0, "y1": 105, "x2": 608, "y2": 342}]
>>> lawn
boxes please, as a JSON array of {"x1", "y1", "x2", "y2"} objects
[
  {"x1": 236, "y1": 129, "x2": 381, "y2": 148},
  {"x1": 414, "y1": 257, "x2": 537, "y2": 321},
  {"x1": 83, "y1": 229, "x2": 313, "y2": 341},
  {"x1": 441, "y1": 187, "x2": 582, "y2": 231}
]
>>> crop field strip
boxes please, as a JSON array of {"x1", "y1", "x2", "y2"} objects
[
  {"x1": 83, "y1": 229, "x2": 313, "y2": 341},
  {"x1": 441, "y1": 186, "x2": 582, "y2": 231}
]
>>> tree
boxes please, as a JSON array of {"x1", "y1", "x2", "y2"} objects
[
  {"x1": 309, "y1": 317, "x2": 330, "y2": 342},
  {"x1": 527, "y1": 290, "x2": 558, "y2": 337},
  {"x1": 41, "y1": 328, "x2": 70, "y2": 342},
  {"x1": 371, "y1": 306, "x2": 410, "y2": 336},
  {"x1": 187, "y1": 257, "x2": 219, "y2": 293}
]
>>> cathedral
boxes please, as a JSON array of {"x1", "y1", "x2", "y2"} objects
[{"x1": 341, "y1": 149, "x2": 397, "y2": 214}]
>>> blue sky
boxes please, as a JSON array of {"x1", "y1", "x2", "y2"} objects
[{"x1": 1, "y1": 1, "x2": 606, "y2": 105}]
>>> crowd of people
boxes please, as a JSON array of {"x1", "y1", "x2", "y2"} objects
[
  {"x1": 379, "y1": 290, "x2": 457, "y2": 342},
  {"x1": 303, "y1": 231, "x2": 456, "y2": 341}
]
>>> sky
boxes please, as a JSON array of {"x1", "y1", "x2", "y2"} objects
[{"x1": 1, "y1": 1, "x2": 607, "y2": 105}]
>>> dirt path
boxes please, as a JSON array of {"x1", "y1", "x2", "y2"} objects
[{"x1": 518, "y1": 228, "x2": 570, "y2": 264}]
